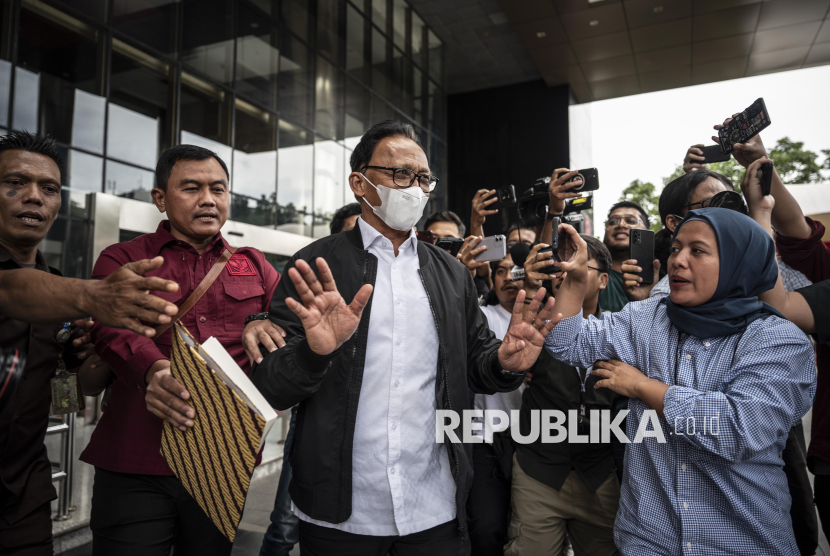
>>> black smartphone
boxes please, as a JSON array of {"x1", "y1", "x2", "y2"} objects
[
  {"x1": 718, "y1": 98, "x2": 771, "y2": 154},
  {"x1": 435, "y1": 237, "x2": 464, "y2": 257},
  {"x1": 557, "y1": 168, "x2": 600, "y2": 193},
  {"x1": 629, "y1": 229, "x2": 655, "y2": 285},
  {"x1": 701, "y1": 145, "x2": 730, "y2": 164},
  {"x1": 416, "y1": 230, "x2": 435, "y2": 244},
  {"x1": 757, "y1": 161, "x2": 774, "y2": 197},
  {"x1": 491, "y1": 184, "x2": 517, "y2": 210}
]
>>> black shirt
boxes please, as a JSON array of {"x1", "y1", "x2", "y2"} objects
[
  {"x1": 0, "y1": 246, "x2": 70, "y2": 523},
  {"x1": 798, "y1": 279, "x2": 830, "y2": 345},
  {"x1": 515, "y1": 309, "x2": 621, "y2": 493}
]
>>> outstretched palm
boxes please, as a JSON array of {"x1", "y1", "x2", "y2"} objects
[
  {"x1": 285, "y1": 258, "x2": 373, "y2": 356},
  {"x1": 498, "y1": 289, "x2": 562, "y2": 373}
]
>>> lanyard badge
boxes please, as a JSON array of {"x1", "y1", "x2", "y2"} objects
[{"x1": 50, "y1": 323, "x2": 85, "y2": 415}]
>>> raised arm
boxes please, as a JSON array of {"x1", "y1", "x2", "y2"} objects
[{"x1": 0, "y1": 257, "x2": 178, "y2": 333}]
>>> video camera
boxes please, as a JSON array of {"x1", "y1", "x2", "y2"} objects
[{"x1": 517, "y1": 176, "x2": 593, "y2": 233}]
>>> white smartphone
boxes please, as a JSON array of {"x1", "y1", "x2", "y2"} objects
[{"x1": 472, "y1": 235, "x2": 507, "y2": 263}]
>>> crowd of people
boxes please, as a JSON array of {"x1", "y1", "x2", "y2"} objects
[{"x1": 0, "y1": 114, "x2": 827, "y2": 556}]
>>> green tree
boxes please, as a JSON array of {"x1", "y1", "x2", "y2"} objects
[
  {"x1": 662, "y1": 165, "x2": 685, "y2": 187},
  {"x1": 620, "y1": 179, "x2": 662, "y2": 232},
  {"x1": 769, "y1": 137, "x2": 822, "y2": 184}
]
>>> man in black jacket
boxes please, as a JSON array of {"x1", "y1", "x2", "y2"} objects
[{"x1": 252, "y1": 121, "x2": 559, "y2": 556}]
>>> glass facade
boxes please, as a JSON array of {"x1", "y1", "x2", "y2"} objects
[{"x1": 0, "y1": 0, "x2": 447, "y2": 238}]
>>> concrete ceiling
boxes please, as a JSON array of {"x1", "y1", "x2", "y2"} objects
[{"x1": 412, "y1": 0, "x2": 830, "y2": 102}]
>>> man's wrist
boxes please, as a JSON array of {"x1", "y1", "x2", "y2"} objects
[
  {"x1": 145, "y1": 359, "x2": 170, "y2": 385},
  {"x1": 78, "y1": 279, "x2": 103, "y2": 317}
]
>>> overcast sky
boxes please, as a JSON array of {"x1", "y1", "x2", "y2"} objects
[{"x1": 569, "y1": 64, "x2": 830, "y2": 230}]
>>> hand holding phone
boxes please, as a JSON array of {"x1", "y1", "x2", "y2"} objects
[
  {"x1": 629, "y1": 229, "x2": 655, "y2": 285},
  {"x1": 717, "y1": 98, "x2": 771, "y2": 155},
  {"x1": 757, "y1": 161, "x2": 773, "y2": 197},
  {"x1": 435, "y1": 237, "x2": 464, "y2": 257},
  {"x1": 472, "y1": 235, "x2": 507, "y2": 263},
  {"x1": 700, "y1": 145, "x2": 731, "y2": 164}
]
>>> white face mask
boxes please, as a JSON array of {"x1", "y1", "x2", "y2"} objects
[{"x1": 359, "y1": 172, "x2": 429, "y2": 231}]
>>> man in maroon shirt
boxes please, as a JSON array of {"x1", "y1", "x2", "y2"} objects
[{"x1": 84, "y1": 145, "x2": 281, "y2": 555}]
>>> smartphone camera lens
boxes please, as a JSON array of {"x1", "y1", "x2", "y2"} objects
[{"x1": 633, "y1": 231, "x2": 641, "y2": 244}]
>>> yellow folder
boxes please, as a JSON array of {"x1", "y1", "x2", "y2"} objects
[{"x1": 161, "y1": 322, "x2": 277, "y2": 541}]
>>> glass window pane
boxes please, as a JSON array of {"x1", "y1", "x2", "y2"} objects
[
  {"x1": 411, "y1": 12, "x2": 424, "y2": 69},
  {"x1": 428, "y1": 30, "x2": 442, "y2": 85},
  {"x1": 371, "y1": 28, "x2": 389, "y2": 97},
  {"x1": 105, "y1": 158, "x2": 155, "y2": 201},
  {"x1": 107, "y1": 103, "x2": 159, "y2": 167},
  {"x1": 68, "y1": 149, "x2": 103, "y2": 192},
  {"x1": 182, "y1": 0, "x2": 233, "y2": 85},
  {"x1": 113, "y1": 0, "x2": 178, "y2": 55},
  {"x1": 425, "y1": 137, "x2": 446, "y2": 213},
  {"x1": 279, "y1": 33, "x2": 314, "y2": 129},
  {"x1": 232, "y1": 100, "x2": 277, "y2": 224},
  {"x1": 317, "y1": 0, "x2": 342, "y2": 64},
  {"x1": 281, "y1": 0, "x2": 311, "y2": 41},
  {"x1": 392, "y1": 0, "x2": 406, "y2": 51},
  {"x1": 0, "y1": 60, "x2": 10, "y2": 128},
  {"x1": 346, "y1": 4, "x2": 366, "y2": 82},
  {"x1": 109, "y1": 41, "x2": 172, "y2": 166},
  {"x1": 371, "y1": 0, "x2": 386, "y2": 31},
  {"x1": 391, "y1": 47, "x2": 410, "y2": 113},
  {"x1": 427, "y1": 80, "x2": 445, "y2": 138},
  {"x1": 345, "y1": 76, "x2": 369, "y2": 142},
  {"x1": 12, "y1": 67, "x2": 39, "y2": 132},
  {"x1": 412, "y1": 66, "x2": 424, "y2": 125},
  {"x1": 52, "y1": 0, "x2": 107, "y2": 22},
  {"x1": 313, "y1": 138, "x2": 345, "y2": 237},
  {"x1": 72, "y1": 90, "x2": 106, "y2": 153},
  {"x1": 236, "y1": 2, "x2": 279, "y2": 110},
  {"x1": 180, "y1": 72, "x2": 232, "y2": 165},
  {"x1": 315, "y1": 56, "x2": 344, "y2": 140},
  {"x1": 245, "y1": 0, "x2": 276, "y2": 15},
  {"x1": 16, "y1": 6, "x2": 104, "y2": 141},
  {"x1": 277, "y1": 120, "x2": 313, "y2": 236},
  {"x1": 372, "y1": 94, "x2": 393, "y2": 124}
]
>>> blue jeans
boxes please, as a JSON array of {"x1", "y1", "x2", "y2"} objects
[{"x1": 259, "y1": 407, "x2": 299, "y2": 556}]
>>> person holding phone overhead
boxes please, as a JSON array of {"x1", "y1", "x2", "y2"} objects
[{"x1": 545, "y1": 212, "x2": 815, "y2": 555}]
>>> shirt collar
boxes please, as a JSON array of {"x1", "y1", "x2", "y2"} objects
[
  {"x1": 152, "y1": 220, "x2": 230, "y2": 256},
  {"x1": 0, "y1": 242, "x2": 50, "y2": 271},
  {"x1": 357, "y1": 217, "x2": 418, "y2": 253}
]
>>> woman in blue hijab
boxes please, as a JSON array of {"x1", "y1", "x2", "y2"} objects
[{"x1": 542, "y1": 208, "x2": 816, "y2": 555}]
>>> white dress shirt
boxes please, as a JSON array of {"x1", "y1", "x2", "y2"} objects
[
  {"x1": 473, "y1": 304, "x2": 523, "y2": 439},
  {"x1": 293, "y1": 217, "x2": 456, "y2": 536}
]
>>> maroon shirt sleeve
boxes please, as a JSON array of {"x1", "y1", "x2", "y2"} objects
[
  {"x1": 776, "y1": 217, "x2": 830, "y2": 283},
  {"x1": 90, "y1": 248, "x2": 168, "y2": 393}
]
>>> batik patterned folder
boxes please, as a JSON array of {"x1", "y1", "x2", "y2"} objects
[{"x1": 161, "y1": 322, "x2": 277, "y2": 541}]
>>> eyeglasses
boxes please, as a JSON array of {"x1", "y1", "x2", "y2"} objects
[
  {"x1": 683, "y1": 190, "x2": 747, "y2": 215},
  {"x1": 360, "y1": 165, "x2": 439, "y2": 192},
  {"x1": 605, "y1": 216, "x2": 642, "y2": 227}
]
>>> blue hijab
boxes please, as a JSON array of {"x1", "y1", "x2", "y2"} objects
[{"x1": 662, "y1": 207, "x2": 783, "y2": 339}]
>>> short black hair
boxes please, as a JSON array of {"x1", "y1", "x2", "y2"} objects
[
  {"x1": 0, "y1": 131, "x2": 64, "y2": 182},
  {"x1": 424, "y1": 210, "x2": 465, "y2": 237},
  {"x1": 583, "y1": 234, "x2": 612, "y2": 275},
  {"x1": 507, "y1": 225, "x2": 536, "y2": 243},
  {"x1": 349, "y1": 120, "x2": 426, "y2": 172},
  {"x1": 330, "y1": 202, "x2": 362, "y2": 234},
  {"x1": 607, "y1": 201, "x2": 650, "y2": 229},
  {"x1": 658, "y1": 169, "x2": 733, "y2": 227},
  {"x1": 155, "y1": 144, "x2": 229, "y2": 191}
]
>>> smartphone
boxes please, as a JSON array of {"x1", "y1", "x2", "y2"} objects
[
  {"x1": 718, "y1": 98, "x2": 771, "y2": 154},
  {"x1": 557, "y1": 168, "x2": 600, "y2": 193},
  {"x1": 491, "y1": 184, "x2": 517, "y2": 210},
  {"x1": 435, "y1": 237, "x2": 463, "y2": 257},
  {"x1": 757, "y1": 161, "x2": 774, "y2": 197},
  {"x1": 416, "y1": 230, "x2": 435, "y2": 244},
  {"x1": 472, "y1": 235, "x2": 507, "y2": 263},
  {"x1": 701, "y1": 145, "x2": 730, "y2": 164},
  {"x1": 536, "y1": 246, "x2": 562, "y2": 276},
  {"x1": 629, "y1": 229, "x2": 655, "y2": 285}
]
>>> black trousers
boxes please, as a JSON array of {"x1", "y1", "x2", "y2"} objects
[
  {"x1": 0, "y1": 501, "x2": 52, "y2": 556},
  {"x1": 90, "y1": 467, "x2": 233, "y2": 556},
  {"x1": 298, "y1": 519, "x2": 469, "y2": 556},
  {"x1": 783, "y1": 421, "x2": 818, "y2": 556},
  {"x1": 466, "y1": 442, "x2": 511, "y2": 556}
]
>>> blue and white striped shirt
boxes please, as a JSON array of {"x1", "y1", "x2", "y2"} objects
[{"x1": 545, "y1": 296, "x2": 815, "y2": 555}]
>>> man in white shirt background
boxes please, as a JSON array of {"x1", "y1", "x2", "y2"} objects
[{"x1": 252, "y1": 120, "x2": 559, "y2": 556}]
